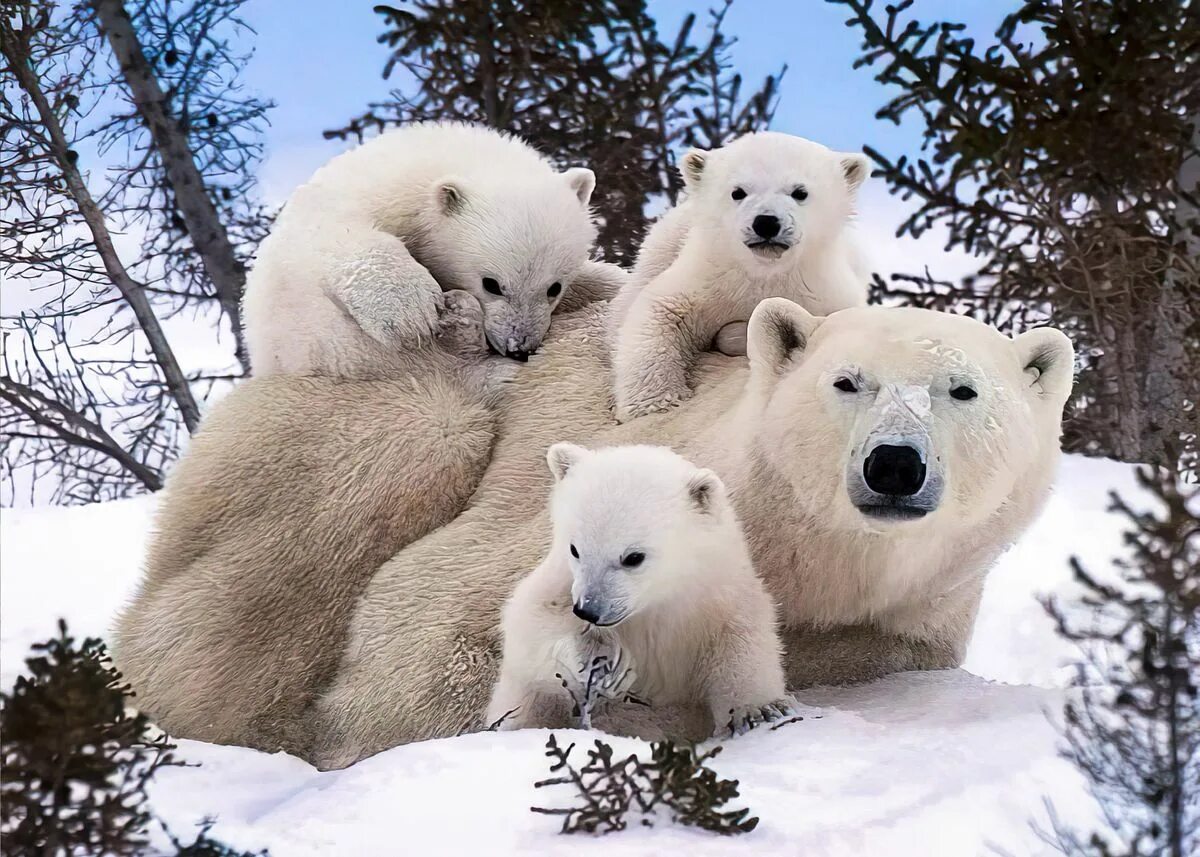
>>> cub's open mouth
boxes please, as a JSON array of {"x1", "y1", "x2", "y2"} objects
[{"x1": 746, "y1": 239, "x2": 790, "y2": 258}]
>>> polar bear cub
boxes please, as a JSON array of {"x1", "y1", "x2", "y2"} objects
[
  {"x1": 487, "y1": 443, "x2": 793, "y2": 737},
  {"x1": 611, "y1": 131, "x2": 870, "y2": 419},
  {"x1": 244, "y1": 122, "x2": 625, "y2": 377}
]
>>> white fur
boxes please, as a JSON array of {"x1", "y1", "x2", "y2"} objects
[
  {"x1": 244, "y1": 122, "x2": 608, "y2": 377},
  {"x1": 487, "y1": 444, "x2": 791, "y2": 737},
  {"x1": 611, "y1": 131, "x2": 871, "y2": 419}
]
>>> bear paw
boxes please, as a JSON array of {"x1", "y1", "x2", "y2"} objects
[
  {"x1": 721, "y1": 698, "x2": 797, "y2": 737},
  {"x1": 435, "y1": 289, "x2": 487, "y2": 357}
]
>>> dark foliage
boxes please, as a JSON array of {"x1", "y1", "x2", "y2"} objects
[
  {"x1": 0, "y1": 621, "x2": 268, "y2": 856},
  {"x1": 836, "y1": 0, "x2": 1200, "y2": 471},
  {"x1": 1042, "y1": 467, "x2": 1199, "y2": 856},
  {"x1": 0, "y1": 620, "x2": 177, "y2": 855},
  {"x1": 531, "y1": 733, "x2": 758, "y2": 836},
  {"x1": 327, "y1": 0, "x2": 784, "y2": 265}
]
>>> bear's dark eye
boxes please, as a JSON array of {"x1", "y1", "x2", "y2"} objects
[
  {"x1": 833, "y1": 377, "x2": 858, "y2": 393},
  {"x1": 570, "y1": 544, "x2": 579, "y2": 559},
  {"x1": 482, "y1": 277, "x2": 502, "y2": 296},
  {"x1": 622, "y1": 551, "x2": 645, "y2": 568},
  {"x1": 731, "y1": 187, "x2": 747, "y2": 201},
  {"x1": 547, "y1": 282, "x2": 562, "y2": 298},
  {"x1": 950, "y1": 385, "x2": 978, "y2": 401},
  {"x1": 791, "y1": 186, "x2": 809, "y2": 202}
]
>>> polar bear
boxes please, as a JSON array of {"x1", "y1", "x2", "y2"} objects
[
  {"x1": 110, "y1": 350, "x2": 500, "y2": 757},
  {"x1": 610, "y1": 132, "x2": 870, "y2": 419},
  {"x1": 487, "y1": 444, "x2": 792, "y2": 737},
  {"x1": 243, "y1": 121, "x2": 626, "y2": 377},
  {"x1": 308, "y1": 299, "x2": 1074, "y2": 767}
]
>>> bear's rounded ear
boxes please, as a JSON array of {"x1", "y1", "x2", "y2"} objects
[
  {"x1": 681, "y1": 148, "x2": 709, "y2": 188},
  {"x1": 547, "y1": 442, "x2": 589, "y2": 482},
  {"x1": 686, "y1": 468, "x2": 725, "y2": 515},
  {"x1": 747, "y1": 298, "x2": 823, "y2": 377},
  {"x1": 434, "y1": 178, "x2": 467, "y2": 215},
  {"x1": 1013, "y1": 327, "x2": 1076, "y2": 403},
  {"x1": 562, "y1": 167, "x2": 596, "y2": 206},
  {"x1": 840, "y1": 153, "x2": 870, "y2": 193}
]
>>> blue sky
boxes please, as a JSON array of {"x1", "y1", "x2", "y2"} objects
[{"x1": 236, "y1": 0, "x2": 1015, "y2": 203}]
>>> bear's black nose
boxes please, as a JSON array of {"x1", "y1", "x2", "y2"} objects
[
  {"x1": 863, "y1": 444, "x2": 927, "y2": 496},
  {"x1": 752, "y1": 214, "x2": 781, "y2": 239},
  {"x1": 506, "y1": 349, "x2": 531, "y2": 362},
  {"x1": 573, "y1": 602, "x2": 601, "y2": 625}
]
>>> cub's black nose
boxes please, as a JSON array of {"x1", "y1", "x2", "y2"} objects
[
  {"x1": 573, "y1": 603, "x2": 600, "y2": 625},
  {"x1": 863, "y1": 444, "x2": 927, "y2": 497},
  {"x1": 506, "y1": 349, "x2": 531, "y2": 362},
  {"x1": 752, "y1": 214, "x2": 781, "y2": 239}
]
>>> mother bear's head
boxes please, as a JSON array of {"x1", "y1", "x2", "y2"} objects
[{"x1": 743, "y1": 299, "x2": 1076, "y2": 537}]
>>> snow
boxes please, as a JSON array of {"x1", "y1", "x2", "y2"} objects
[{"x1": 0, "y1": 454, "x2": 1136, "y2": 855}]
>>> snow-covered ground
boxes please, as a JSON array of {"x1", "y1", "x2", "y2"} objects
[{"x1": 0, "y1": 454, "x2": 1134, "y2": 854}]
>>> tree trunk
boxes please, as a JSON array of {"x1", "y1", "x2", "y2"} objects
[
  {"x1": 1142, "y1": 118, "x2": 1200, "y2": 470},
  {"x1": 91, "y1": 0, "x2": 251, "y2": 372},
  {"x1": 1, "y1": 17, "x2": 203, "y2": 434}
]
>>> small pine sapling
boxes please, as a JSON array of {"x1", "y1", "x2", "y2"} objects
[{"x1": 531, "y1": 734, "x2": 759, "y2": 836}]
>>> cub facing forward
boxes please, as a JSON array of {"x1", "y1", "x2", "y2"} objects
[
  {"x1": 487, "y1": 443, "x2": 793, "y2": 737},
  {"x1": 612, "y1": 131, "x2": 869, "y2": 419},
  {"x1": 244, "y1": 121, "x2": 624, "y2": 377}
]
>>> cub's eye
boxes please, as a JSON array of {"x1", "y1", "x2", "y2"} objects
[
  {"x1": 950, "y1": 385, "x2": 978, "y2": 401},
  {"x1": 621, "y1": 551, "x2": 645, "y2": 568},
  {"x1": 482, "y1": 277, "x2": 502, "y2": 296},
  {"x1": 731, "y1": 187, "x2": 747, "y2": 201},
  {"x1": 547, "y1": 282, "x2": 562, "y2": 298},
  {"x1": 791, "y1": 186, "x2": 809, "y2": 202},
  {"x1": 569, "y1": 544, "x2": 579, "y2": 559},
  {"x1": 833, "y1": 378, "x2": 858, "y2": 393}
]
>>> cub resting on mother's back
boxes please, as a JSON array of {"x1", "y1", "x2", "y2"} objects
[
  {"x1": 611, "y1": 132, "x2": 871, "y2": 420},
  {"x1": 243, "y1": 121, "x2": 626, "y2": 377}
]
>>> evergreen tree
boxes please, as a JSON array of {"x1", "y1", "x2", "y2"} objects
[
  {"x1": 835, "y1": 0, "x2": 1200, "y2": 470},
  {"x1": 1043, "y1": 468, "x2": 1198, "y2": 857},
  {"x1": 0, "y1": 621, "x2": 269, "y2": 856}
]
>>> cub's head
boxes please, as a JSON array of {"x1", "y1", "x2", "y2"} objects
[
  {"x1": 745, "y1": 299, "x2": 1075, "y2": 534},
  {"x1": 423, "y1": 167, "x2": 598, "y2": 360},
  {"x1": 545, "y1": 443, "x2": 729, "y2": 627},
  {"x1": 680, "y1": 131, "x2": 868, "y2": 268}
]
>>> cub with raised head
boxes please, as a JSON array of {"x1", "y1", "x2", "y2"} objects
[
  {"x1": 487, "y1": 443, "x2": 793, "y2": 737},
  {"x1": 244, "y1": 121, "x2": 625, "y2": 377},
  {"x1": 611, "y1": 131, "x2": 869, "y2": 419}
]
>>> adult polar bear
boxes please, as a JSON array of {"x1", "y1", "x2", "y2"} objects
[{"x1": 309, "y1": 298, "x2": 1074, "y2": 769}]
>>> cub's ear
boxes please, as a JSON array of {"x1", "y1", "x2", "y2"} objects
[
  {"x1": 562, "y1": 167, "x2": 596, "y2": 206},
  {"x1": 686, "y1": 468, "x2": 725, "y2": 515},
  {"x1": 681, "y1": 148, "x2": 709, "y2": 188},
  {"x1": 1013, "y1": 327, "x2": 1075, "y2": 403},
  {"x1": 434, "y1": 177, "x2": 467, "y2": 215},
  {"x1": 747, "y1": 298, "x2": 823, "y2": 377},
  {"x1": 546, "y1": 442, "x2": 589, "y2": 482},
  {"x1": 840, "y1": 152, "x2": 870, "y2": 193}
]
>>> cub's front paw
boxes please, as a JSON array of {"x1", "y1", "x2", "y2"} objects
[
  {"x1": 435, "y1": 289, "x2": 487, "y2": 357},
  {"x1": 720, "y1": 698, "x2": 797, "y2": 737}
]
